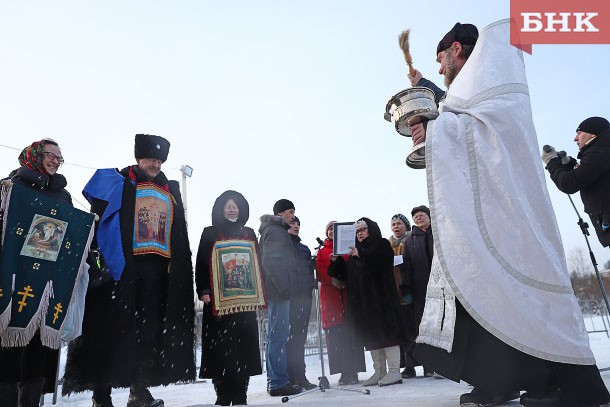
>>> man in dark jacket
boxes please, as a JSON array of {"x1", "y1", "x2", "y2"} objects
[
  {"x1": 258, "y1": 199, "x2": 301, "y2": 397},
  {"x1": 286, "y1": 216, "x2": 316, "y2": 390},
  {"x1": 544, "y1": 116, "x2": 610, "y2": 248},
  {"x1": 400, "y1": 205, "x2": 434, "y2": 378},
  {"x1": 62, "y1": 134, "x2": 196, "y2": 407}
]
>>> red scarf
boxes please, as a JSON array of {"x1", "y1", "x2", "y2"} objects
[
  {"x1": 128, "y1": 166, "x2": 170, "y2": 192},
  {"x1": 18, "y1": 141, "x2": 46, "y2": 174}
]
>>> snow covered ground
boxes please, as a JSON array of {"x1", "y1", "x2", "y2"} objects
[{"x1": 45, "y1": 316, "x2": 610, "y2": 407}]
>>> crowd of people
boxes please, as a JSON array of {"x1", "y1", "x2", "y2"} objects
[
  {"x1": 0, "y1": 134, "x2": 441, "y2": 406},
  {"x1": 1, "y1": 18, "x2": 610, "y2": 407}
]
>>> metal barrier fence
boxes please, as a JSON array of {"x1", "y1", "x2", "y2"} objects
[
  {"x1": 192, "y1": 289, "x2": 326, "y2": 375},
  {"x1": 579, "y1": 298, "x2": 610, "y2": 338}
]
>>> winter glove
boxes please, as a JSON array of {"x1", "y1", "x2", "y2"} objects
[
  {"x1": 557, "y1": 150, "x2": 575, "y2": 166},
  {"x1": 541, "y1": 145, "x2": 559, "y2": 165}
]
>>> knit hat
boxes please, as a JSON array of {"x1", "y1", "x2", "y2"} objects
[
  {"x1": 437, "y1": 22, "x2": 479, "y2": 54},
  {"x1": 134, "y1": 134, "x2": 170, "y2": 162},
  {"x1": 293, "y1": 216, "x2": 300, "y2": 225},
  {"x1": 577, "y1": 117, "x2": 610, "y2": 136},
  {"x1": 391, "y1": 213, "x2": 411, "y2": 231},
  {"x1": 326, "y1": 221, "x2": 336, "y2": 237},
  {"x1": 273, "y1": 199, "x2": 295, "y2": 214},
  {"x1": 411, "y1": 205, "x2": 430, "y2": 218}
]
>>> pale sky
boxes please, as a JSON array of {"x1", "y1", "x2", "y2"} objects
[{"x1": 1, "y1": 1, "x2": 609, "y2": 269}]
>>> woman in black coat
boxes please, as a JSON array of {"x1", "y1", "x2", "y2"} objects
[
  {"x1": 328, "y1": 217, "x2": 403, "y2": 387},
  {"x1": 195, "y1": 190, "x2": 263, "y2": 406},
  {"x1": 0, "y1": 138, "x2": 72, "y2": 407}
]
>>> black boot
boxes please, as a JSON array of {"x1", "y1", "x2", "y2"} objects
[
  {"x1": 212, "y1": 377, "x2": 231, "y2": 406},
  {"x1": 231, "y1": 376, "x2": 249, "y2": 406},
  {"x1": 459, "y1": 388, "x2": 520, "y2": 406},
  {"x1": 92, "y1": 383, "x2": 114, "y2": 407},
  {"x1": 19, "y1": 378, "x2": 44, "y2": 407},
  {"x1": 126, "y1": 386, "x2": 164, "y2": 407},
  {"x1": 0, "y1": 381, "x2": 18, "y2": 407},
  {"x1": 401, "y1": 367, "x2": 416, "y2": 379},
  {"x1": 519, "y1": 388, "x2": 561, "y2": 407}
]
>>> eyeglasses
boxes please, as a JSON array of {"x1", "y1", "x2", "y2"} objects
[
  {"x1": 42, "y1": 151, "x2": 64, "y2": 164},
  {"x1": 356, "y1": 228, "x2": 368, "y2": 234}
]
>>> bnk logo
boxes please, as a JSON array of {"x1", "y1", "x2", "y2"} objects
[
  {"x1": 510, "y1": 0, "x2": 610, "y2": 53},
  {"x1": 521, "y1": 13, "x2": 598, "y2": 32}
]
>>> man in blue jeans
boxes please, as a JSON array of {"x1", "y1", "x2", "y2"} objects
[{"x1": 259, "y1": 199, "x2": 301, "y2": 397}]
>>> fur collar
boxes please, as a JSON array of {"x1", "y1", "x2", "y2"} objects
[{"x1": 259, "y1": 214, "x2": 290, "y2": 230}]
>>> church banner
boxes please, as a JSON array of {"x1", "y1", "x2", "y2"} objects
[
  {"x1": 0, "y1": 182, "x2": 95, "y2": 349},
  {"x1": 210, "y1": 239, "x2": 266, "y2": 316}
]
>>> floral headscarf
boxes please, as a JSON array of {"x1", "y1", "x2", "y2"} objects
[{"x1": 18, "y1": 141, "x2": 45, "y2": 174}]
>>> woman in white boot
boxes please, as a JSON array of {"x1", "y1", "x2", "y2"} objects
[{"x1": 328, "y1": 218, "x2": 404, "y2": 387}]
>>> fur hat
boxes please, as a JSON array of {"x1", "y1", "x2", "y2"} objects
[
  {"x1": 356, "y1": 219, "x2": 368, "y2": 230},
  {"x1": 392, "y1": 213, "x2": 411, "y2": 231},
  {"x1": 577, "y1": 117, "x2": 610, "y2": 136},
  {"x1": 437, "y1": 22, "x2": 478, "y2": 54},
  {"x1": 411, "y1": 205, "x2": 431, "y2": 218},
  {"x1": 134, "y1": 134, "x2": 170, "y2": 162},
  {"x1": 273, "y1": 199, "x2": 295, "y2": 215}
]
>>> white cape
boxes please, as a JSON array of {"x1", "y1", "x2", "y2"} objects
[{"x1": 417, "y1": 19, "x2": 594, "y2": 365}]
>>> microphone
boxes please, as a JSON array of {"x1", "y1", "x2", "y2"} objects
[{"x1": 316, "y1": 237, "x2": 325, "y2": 246}]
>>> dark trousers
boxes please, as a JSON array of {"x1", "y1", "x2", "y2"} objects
[
  {"x1": 133, "y1": 260, "x2": 168, "y2": 383},
  {"x1": 399, "y1": 304, "x2": 419, "y2": 369},
  {"x1": 286, "y1": 297, "x2": 312, "y2": 383},
  {"x1": 93, "y1": 257, "x2": 168, "y2": 397},
  {"x1": 325, "y1": 324, "x2": 366, "y2": 375},
  {"x1": 212, "y1": 375, "x2": 249, "y2": 406},
  {"x1": 414, "y1": 301, "x2": 610, "y2": 406},
  {"x1": 0, "y1": 333, "x2": 48, "y2": 382}
]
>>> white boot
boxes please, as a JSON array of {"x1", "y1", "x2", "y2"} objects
[
  {"x1": 378, "y1": 346, "x2": 403, "y2": 386},
  {"x1": 362, "y1": 349, "x2": 387, "y2": 386}
]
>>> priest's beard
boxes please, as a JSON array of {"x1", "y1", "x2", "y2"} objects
[{"x1": 444, "y1": 52, "x2": 459, "y2": 88}]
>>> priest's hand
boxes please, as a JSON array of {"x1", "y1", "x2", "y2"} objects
[{"x1": 407, "y1": 69, "x2": 422, "y2": 87}]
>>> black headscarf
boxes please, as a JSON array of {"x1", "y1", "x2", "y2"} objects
[{"x1": 211, "y1": 190, "x2": 250, "y2": 229}]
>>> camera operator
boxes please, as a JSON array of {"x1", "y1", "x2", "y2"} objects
[{"x1": 543, "y1": 116, "x2": 610, "y2": 247}]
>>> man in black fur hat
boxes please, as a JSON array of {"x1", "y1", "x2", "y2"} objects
[
  {"x1": 544, "y1": 116, "x2": 610, "y2": 248},
  {"x1": 62, "y1": 134, "x2": 196, "y2": 407}
]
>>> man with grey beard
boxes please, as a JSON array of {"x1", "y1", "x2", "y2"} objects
[{"x1": 406, "y1": 22, "x2": 478, "y2": 148}]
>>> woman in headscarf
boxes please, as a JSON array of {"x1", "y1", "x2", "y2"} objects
[
  {"x1": 195, "y1": 190, "x2": 263, "y2": 406},
  {"x1": 315, "y1": 221, "x2": 365, "y2": 386},
  {"x1": 0, "y1": 139, "x2": 72, "y2": 406},
  {"x1": 328, "y1": 217, "x2": 403, "y2": 387}
]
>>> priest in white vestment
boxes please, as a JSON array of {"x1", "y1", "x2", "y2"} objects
[{"x1": 406, "y1": 20, "x2": 610, "y2": 407}]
